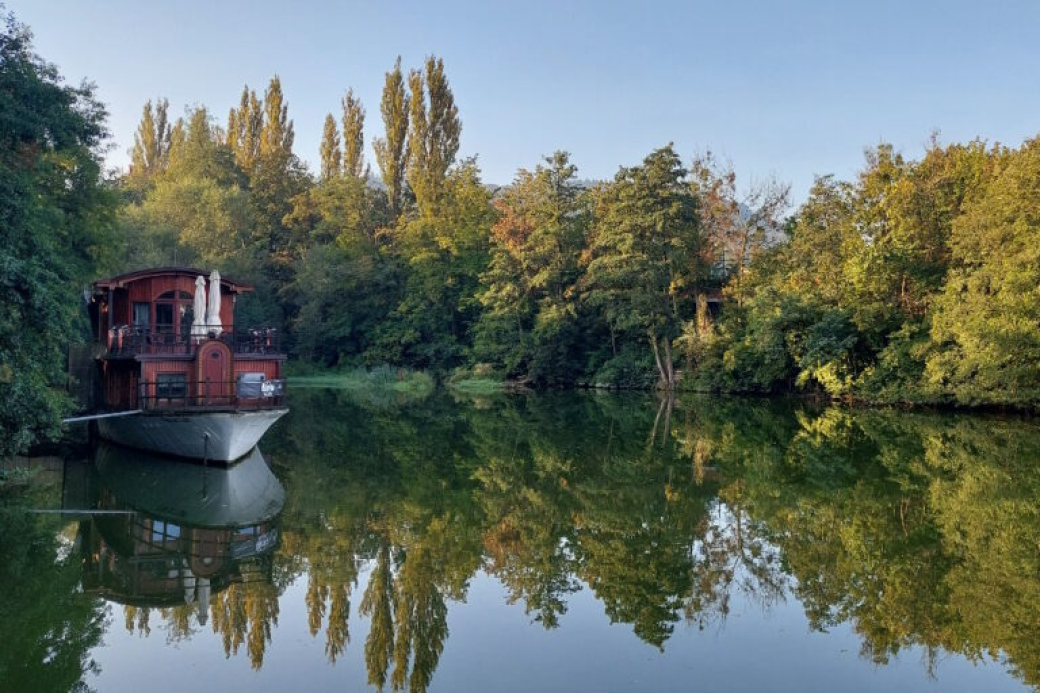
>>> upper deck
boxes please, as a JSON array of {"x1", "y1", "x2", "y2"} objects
[
  {"x1": 106, "y1": 325, "x2": 282, "y2": 359},
  {"x1": 88, "y1": 266, "x2": 283, "y2": 359}
]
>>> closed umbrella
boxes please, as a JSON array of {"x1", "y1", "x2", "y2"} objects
[
  {"x1": 206, "y1": 269, "x2": 222, "y2": 336},
  {"x1": 191, "y1": 275, "x2": 207, "y2": 340}
]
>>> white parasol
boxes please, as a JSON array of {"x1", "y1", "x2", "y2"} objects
[
  {"x1": 191, "y1": 275, "x2": 207, "y2": 339},
  {"x1": 206, "y1": 269, "x2": 222, "y2": 336}
]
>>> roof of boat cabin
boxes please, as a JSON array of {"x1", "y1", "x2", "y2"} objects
[{"x1": 92, "y1": 266, "x2": 254, "y2": 293}]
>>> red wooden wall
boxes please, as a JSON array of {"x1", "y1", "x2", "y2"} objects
[{"x1": 106, "y1": 274, "x2": 235, "y2": 331}]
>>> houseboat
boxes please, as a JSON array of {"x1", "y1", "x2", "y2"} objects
[{"x1": 86, "y1": 267, "x2": 287, "y2": 462}]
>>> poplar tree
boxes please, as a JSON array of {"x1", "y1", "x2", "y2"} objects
[
  {"x1": 252, "y1": 76, "x2": 305, "y2": 278},
  {"x1": 319, "y1": 113, "x2": 341, "y2": 180},
  {"x1": 406, "y1": 56, "x2": 460, "y2": 214},
  {"x1": 407, "y1": 68, "x2": 428, "y2": 201},
  {"x1": 341, "y1": 88, "x2": 365, "y2": 178},
  {"x1": 226, "y1": 86, "x2": 263, "y2": 174},
  {"x1": 379, "y1": 161, "x2": 494, "y2": 368},
  {"x1": 372, "y1": 57, "x2": 409, "y2": 220},
  {"x1": 260, "y1": 75, "x2": 294, "y2": 160},
  {"x1": 130, "y1": 98, "x2": 171, "y2": 180}
]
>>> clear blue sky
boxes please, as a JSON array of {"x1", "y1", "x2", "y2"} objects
[{"x1": 13, "y1": 0, "x2": 1040, "y2": 203}]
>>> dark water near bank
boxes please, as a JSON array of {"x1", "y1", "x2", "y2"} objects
[{"x1": 4, "y1": 389, "x2": 1040, "y2": 692}]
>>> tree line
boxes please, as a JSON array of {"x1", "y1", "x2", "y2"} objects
[
  {"x1": 3, "y1": 6, "x2": 1040, "y2": 453},
  {"x1": 117, "y1": 65, "x2": 1040, "y2": 408}
]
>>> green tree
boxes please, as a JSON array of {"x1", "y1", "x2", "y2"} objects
[
  {"x1": 342, "y1": 87, "x2": 365, "y2": 179},
  {"x1": 260, "y1": 75, "x2": 294, "y2": 160},
  {"x1": 373, "y1": 57, "x2": 410, "y2": 220},
  {"x1": 289, "y1": 229, "x2": 396, "y2": 365},
  {"x1": 686, "y1": 137, "x2": 1017, "y2": 403},
  {"x1": 475, "y1": 152, "x2": 587, "y2": 384},
  {"x1": 130, "y1": 106, "x2": 253, "y2": 267},
  {"x1": 223, "y1": 76, "x2": 307, "y2": 280},
  {"x1": 406, "y1": 56, "x2": 461, "y2": 215},
  {"x1": 128, "y1": 97, "x2": 171, "y2": 187},
  {"x1": 253, "y1": 76, "x2": 307, "y2": 276},
  {"x1": 319, "y1": 112, "x2": 341, "y2": 180},
  {"x1": 376, "y1": 162, "x2": 494, "y2": 368},
  {"x1": 925, "y1": 138, "x2": 1040, "y2": 405},
  {"x1": 583, "y1": 145, "x2": 701, "y2": 389},
  {"x1": 0, "y1": 10, "x2": 117, "y2": 454},
  {"x1": 226, "y1": 85, "x2": 263, "y2": 174},
  {"x1": 286, "y1": 143, "x2": 392, "y2": 365}
]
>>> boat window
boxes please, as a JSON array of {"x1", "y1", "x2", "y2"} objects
[
  {"x1": 150, "y1": 520, "x2": 181, "y2": 542},
  {"x1": 155, "y1": 303, "x2": 174, "y2": 331},
  {"x1": 132, "y1": 302, "x2": 150, "y2": 327},
  {"x1": 156, "y1": 373, "x2": 187, "y2": 399}
]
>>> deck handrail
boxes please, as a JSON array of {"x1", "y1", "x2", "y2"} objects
[
  {"x1": 127, "y1": 378, "x2": 286, "y2": 412},
  {"x1": 106, "y1": 326, "x2": 282, "y2": 357}
]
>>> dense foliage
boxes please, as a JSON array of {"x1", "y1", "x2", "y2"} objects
[
  {"x1": 115, "y1": 58, "x2": 1040, "y2": 405},
  {"x1": 0, "y1": 12, "x2": 117, "y2": 456},
  {"x1": 4, "y1": 7, "x2": 1040, "y2": 455},
  {"x1": 693, "y1": 139, "x2": 1040, "y2": 406}
]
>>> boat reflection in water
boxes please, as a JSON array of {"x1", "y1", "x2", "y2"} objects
[{"x1": 81, "y1": 443, "x2": 284, "y2": 621}]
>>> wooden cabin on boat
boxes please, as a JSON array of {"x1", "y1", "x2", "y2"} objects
[
  {"x1": 88, "y1": 266, "x2": 285, "y2": 411},
  {"x1": 85, "y1": 267, "x2": 287, "y2": 461}
]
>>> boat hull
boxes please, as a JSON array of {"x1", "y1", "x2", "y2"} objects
[{"x1": 96, "y1": 408, "x2": 287, "y2": 462}]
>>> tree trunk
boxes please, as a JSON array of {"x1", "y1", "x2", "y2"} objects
[
  {"x1": 664, "y1": 338, "x2": 675, "y2": 388},
  {"x1": 661, "y1": 392, "x2": 673, "y2": 445},
  {"x1": 649, "y1": 330, "x2": 674, "y2": 390},
  {"x1": 649, "y1": 329, "x2": 667, "y2": 388},
  {"x1": 649, "y1": 396, "x2": 665, "y2": 447},
  {"x1": 737, "y1": 229, "x2": 750, "y2": 309}
]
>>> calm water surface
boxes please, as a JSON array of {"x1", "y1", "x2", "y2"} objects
[{"x1": 3, "y1": 388, "x2": 1040, "y2": 692}]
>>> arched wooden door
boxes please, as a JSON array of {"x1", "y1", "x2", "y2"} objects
[{"x1": 197, "y1": 340, "x2": 232, "y2": 405}]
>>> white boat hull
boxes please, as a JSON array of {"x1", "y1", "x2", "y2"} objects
[{"x1": 97, "y1": 408, "x2": 287, "y2": 462}]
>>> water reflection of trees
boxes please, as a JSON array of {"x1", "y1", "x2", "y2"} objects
[
  {"x1": 14, "y1": 388, "x2": 1040, "y2": 691},
  {"x1": 695, "y1": 402, "x2": 1040, "y2": 687},
  {"x1": 265, "y1": 389, "x2": 1040, "y2": 691},
  {"x1": 272, "y1": 390, "x2": 720, "y2": 683},
  {"x1": 0, "y1": 477, "x2": 107, "y2": 692},
  {"x1": 118, "y1": 573, "x2": 281, "y2": 671}
]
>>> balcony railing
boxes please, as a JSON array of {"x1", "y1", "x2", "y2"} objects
[
  {"x1": 106, "y1": 326, "x2": 282, "y2": 357},
  {"x1": 135, "y1": 378, "x2": 286, "y2": 412}
]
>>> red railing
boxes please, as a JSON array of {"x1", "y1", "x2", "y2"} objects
[
  {"x1": 106, "y1": 326, "x2": 281, "y2": 357},
  {"x1": 134, "y1": 378, "x2": 286, "y2": 412}
]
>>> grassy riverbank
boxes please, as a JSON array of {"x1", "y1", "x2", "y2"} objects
[
  {"x1": 445, "y1": 365, "x2": 508, "y2": 395},
  {"x1": 286, "y1": 364, "x2": 436, "y2": 398},
  {"x1": 447, "y1": 378, "x2": 506, "y2": 394},
  {"x1": 286, "y1": 362, "x2": 513, "y2": 398}
]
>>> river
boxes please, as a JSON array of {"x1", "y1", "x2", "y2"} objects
[{"x1": 2, "y1": 387, "x2": 1039, "y2": 692}]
